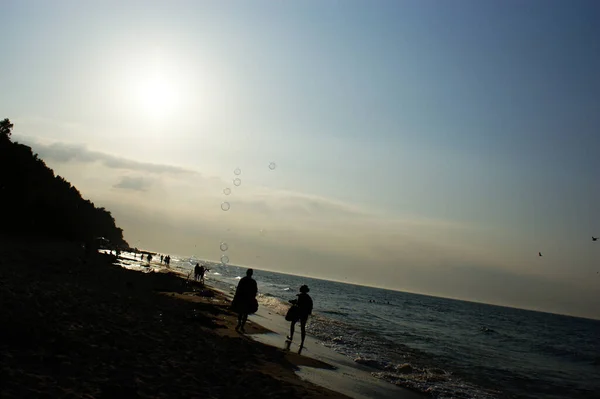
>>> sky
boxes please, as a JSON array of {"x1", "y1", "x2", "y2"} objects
[{"x1": 1, "y1": 0, "x2": 599, "y2": 319}]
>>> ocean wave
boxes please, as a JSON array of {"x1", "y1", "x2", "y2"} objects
[
  {"x1": 306, "y1": 313, "x2": 503, "y2": 399},
  {"x1": 353, "y1": 356, "x2": 503, "y2": 398},
  {"x1": 257, "y1": 295, "x2": 289, "y2": 315},
  {"x1": 532, "y1": 341, "x2": 588, "y2": 363},
  {"x1": 373, "y1": 368, "x2": 500, "y2": 399},
  {"x1": 321, "y1": 310, "x2": 350, "y2": 317}
]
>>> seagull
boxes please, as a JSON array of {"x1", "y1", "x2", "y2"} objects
[
  {"x1": 593, "y1": 236, "x2": 598, "y2": 241},
  {"x1": 538, "y1": 252, "x2": 543, "y2": 257}
]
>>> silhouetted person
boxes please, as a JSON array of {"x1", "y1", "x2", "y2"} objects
[
  {"x1": 165, "y1": 255, "x2": 170, "y2": 266},
  {"x1": 287, "y1": 285, "x2": 313, "y2": 351},
  {"x1": 194, "y1": 263, "x2": 201, "y2": 281},
  {"x1": 160, "y1": 254, "x2": 164, "y2": 263},
  {"x1": 231, "y1": 269, "x2": 258, "y2": 333},
  {"x1": 141, "y1": 253, "x2": 144, "y2": 260},
  {"x1": 199, "y1": 265, "x2": 206, "y2": 283},
  {"x1": 147, "y1": 253, "x2": 153, "y2": 263}
]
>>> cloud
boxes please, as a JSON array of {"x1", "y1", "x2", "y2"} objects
[
  {"x1": 113, "y1": 176, "x2": 153, "y2": 191},
  {"x1": 22, "y1": 138, "x2": 495, "y2": 266},
  {"x1": 25, "y1": 140, "x2": 596, "y2": 319},
  {"x1": 18, "y1": 138, "x2": 478, "y2": 230},
  {"x1": 33, "y1": 141, "x2": 481, "y2": 262},
  {"x1": 23, "y1": 139, "x2": 196, "y2": 175},
  {"x1": 229, "y1": 190, "x2": 371, "y2": 221}
]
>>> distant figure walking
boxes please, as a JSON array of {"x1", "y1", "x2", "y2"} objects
[
  {"x1": 194, "y1": 263, "x2": 200, "y2": 280},
  {"x1": 160, "y1": 255, "x2": 164, "y2": 264},
  {"x1": 199, "y1": 265, "x2": 207, "y2": 283},
  {"x1": 231, "y1": 269, "x2": 258, "y2": 333},
  {"x1": 286, "y1": 285, "x2": 313, "y2": 351},
  {"x1": 165, "y1": 255, "x2": 171, "y2": 267}
]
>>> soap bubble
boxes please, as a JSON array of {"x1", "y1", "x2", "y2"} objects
[
  {"x1": 221, "y1": 255, "x2": 229, "y2": 265},
  {"x1": 234, "y1": 168, "x2": 241, "y2": 175},
  {"x1": 221, "y1": 202, "x2": 231, "y2": 211},
  {"x1": 223, "y1": 187, "x2": 231, "y2": 195},
  {"x1": 233, "y1": 178, "x2": 241, "y2": 186},
  {"x1": 220, "y1": 242, "x2": 229, "y2": 251},
  {"x1": 269, "y1": 162, "x2": 276, "y2": 170}
]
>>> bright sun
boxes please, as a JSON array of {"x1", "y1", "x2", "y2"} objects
[
  {"x1": 132, "y1": 71, "x2": 179, "y2": 119},
  {"x1": 118, "y1": 48, "x2": 195, "y2": 124}
]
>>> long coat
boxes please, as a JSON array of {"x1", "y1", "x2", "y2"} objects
[{"x1": 231, "y1": 276, "x2": 258, "y2": 314}]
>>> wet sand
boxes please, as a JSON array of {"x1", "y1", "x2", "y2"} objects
[{"x1": 0, "y1": 238, "x2": 348, "y2": 398}]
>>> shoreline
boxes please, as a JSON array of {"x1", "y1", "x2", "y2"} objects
[
  {"x1": 1, "y1": 239, "x2": 423, "y2": 399},
  {"x1": 0, "y1": 239, "x2": 348, "y2": 398},
  {"x1": 114, "y1": 250, "x2": 424, "y2": 399}
]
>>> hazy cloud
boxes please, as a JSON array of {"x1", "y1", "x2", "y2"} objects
[
  {"x1": 113, "y1": 176, "x2": 153, "y2": 191},
  {"x1": 25, "y1": 140, "x2": 196, "y2": 175},
  {"x1": 20, "y1": 138, "x2": 598, "y2": 317}
]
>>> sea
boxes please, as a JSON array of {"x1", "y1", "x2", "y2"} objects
[{"x1": 119, "y1": 253, "x2": 600, "y2": 399}]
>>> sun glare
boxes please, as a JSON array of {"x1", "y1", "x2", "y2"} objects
[
  {"x1": 114, "y1": 46, "x2": 201, "y2": 127},
  {"x1": 132, "y1": 70, "x2": 179, "y2": 119}
]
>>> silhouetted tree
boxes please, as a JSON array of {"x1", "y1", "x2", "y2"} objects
[
  {"x1": 0, "y1": 118, "x2": 128, "y2": 247},
  {"x1": 0, "y1": 118, "x2": 13, "y2": 141}
]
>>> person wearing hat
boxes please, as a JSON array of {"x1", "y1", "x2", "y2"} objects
[{"x1": 287, "y1": 284, "x2": 313, "y2": 350}]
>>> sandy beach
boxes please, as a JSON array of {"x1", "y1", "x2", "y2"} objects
[
  {"x1": 0, "y1": 237, "x2": 423, "y2": 399},
  {"x1": 0, "y1": 238, "x2": 349, "y2": 398}
]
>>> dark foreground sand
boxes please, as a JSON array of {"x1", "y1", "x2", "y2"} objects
[{"x1": 0, "y1": 238, "x2": 348, "y2": 399}]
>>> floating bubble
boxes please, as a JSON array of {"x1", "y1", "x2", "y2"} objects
[
  {"x1": 221, "y1": 254, "x2": 229, "y2": 264},
  {"x1": 220, "y1": 242, "x2": 229, "y2": 251},
  {"x1": 234, "y1": 168, "x2": 241, "y2": 175},
  {"x1": 259, "y1": 229, "x2": 266, "y2": 236},
  {"x1": 221, "y1": 202, "x2": 231, "y2": 211},
  {"x1": 269, "y1": 162, "x2": 276, "y2": 170},
  {"x1": 223, "y1": 187, "x2": 231, "y2": 195},
  {"x1": 233, "y1": 178, "x2": 241, "y2": 186}
]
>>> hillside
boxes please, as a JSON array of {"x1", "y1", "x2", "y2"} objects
[{"x1": 0, "y1": 118, "x2": 128, "y2": 248}]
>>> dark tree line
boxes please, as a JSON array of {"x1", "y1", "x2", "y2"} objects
[{"x1": 0, "y1": 118, "x2": 128, "y2": 247}]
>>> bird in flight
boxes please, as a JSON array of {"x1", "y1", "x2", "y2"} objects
[
  {"x1": 593, "y1": 236, "x2": 598, "y2": 241},
  {"x1": 538, "y1": 252, "x2": 543, "y2": 257}
]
